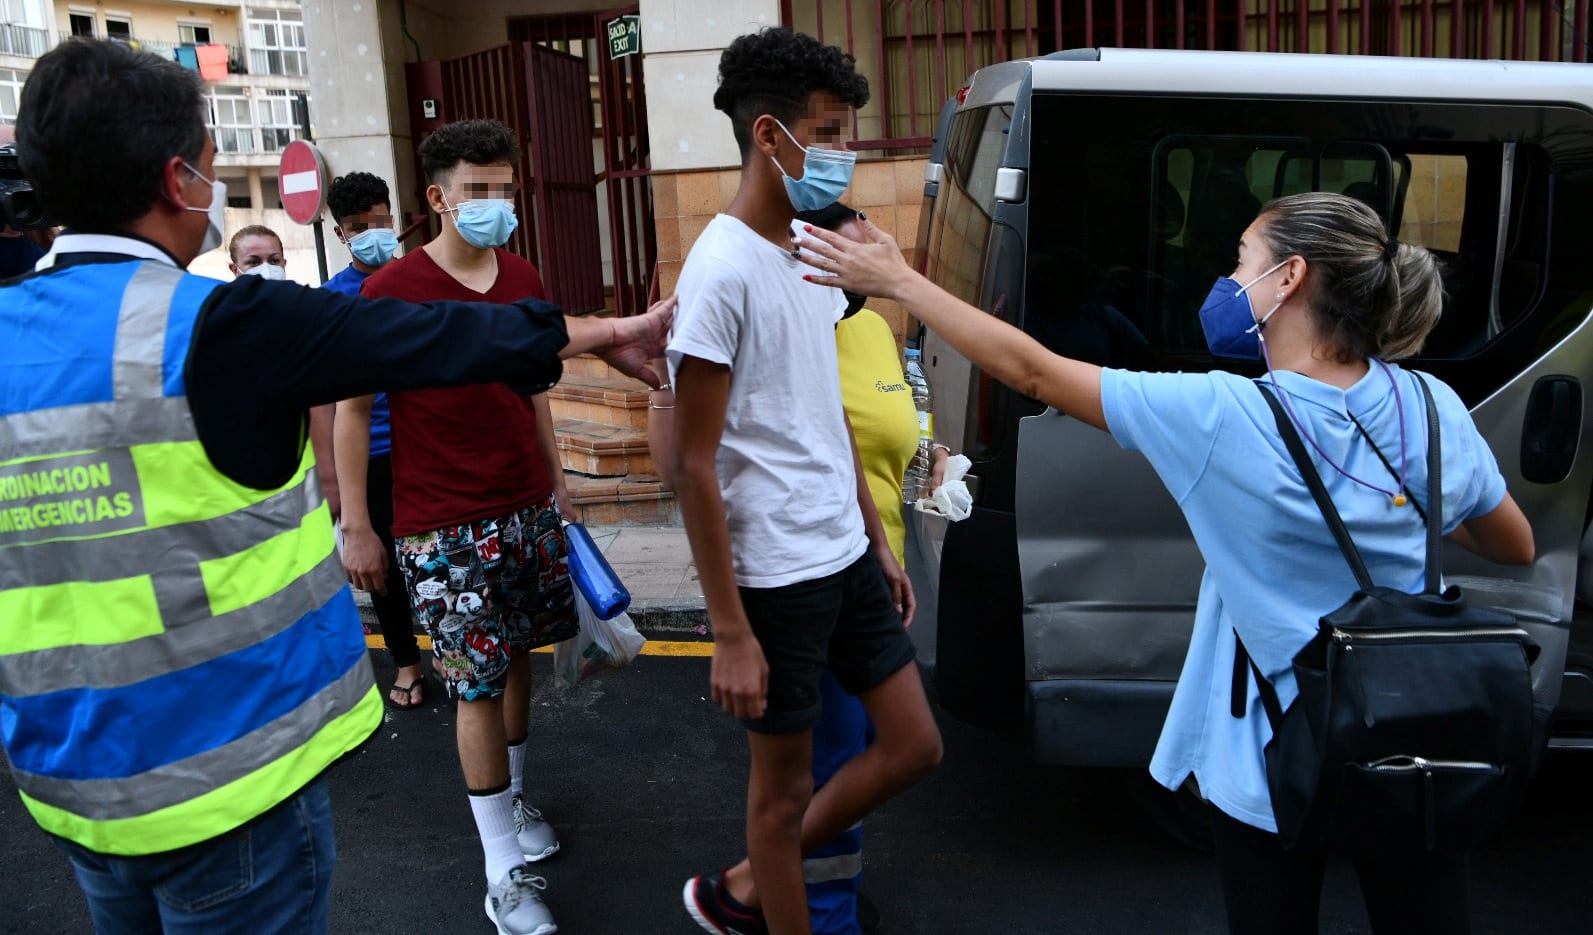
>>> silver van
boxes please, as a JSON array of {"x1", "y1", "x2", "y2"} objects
[{"x1": 903, "y1": 49, "x2": 1593, "y2": 802}]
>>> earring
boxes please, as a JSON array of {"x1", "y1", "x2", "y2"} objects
[{"x1": 1275, "y1": 292, "x2": 1284, "y2": 299}]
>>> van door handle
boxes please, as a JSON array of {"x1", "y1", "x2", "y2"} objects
[{"x1": 1520, "y1": 376, "x2": 1582, "y2": 484}]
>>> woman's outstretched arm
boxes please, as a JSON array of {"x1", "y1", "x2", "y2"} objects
[{"x1": 798, "y1": 218, "x2": 1107, "y2": 431}]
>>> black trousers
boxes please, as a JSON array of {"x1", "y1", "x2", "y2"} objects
[
  {"x1": 1211, "y1": 806, "x2": 1470, "y2": 935},
  {"x1": 365, "y1": 453, "x2": 420, "y2": 669}
]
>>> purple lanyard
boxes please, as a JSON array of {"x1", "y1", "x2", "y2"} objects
[{"x1": 1258, "y1": 336, "x2": 1410, "y2": 507}]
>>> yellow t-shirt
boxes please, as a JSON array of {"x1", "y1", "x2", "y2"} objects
[{"x1": 835, "y1": 309, "x2": 919, "y2": 566}]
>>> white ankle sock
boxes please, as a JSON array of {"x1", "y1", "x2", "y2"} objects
[
  {"x1": 467, "y1": 786, "x2": 522, "y2": 884},
  {"x1": 508, "y1": 737, "x2": 527, "y2": 798}
]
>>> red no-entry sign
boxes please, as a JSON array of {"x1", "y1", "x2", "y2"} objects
[{"x1": 278, "y1": 140, "x2": 329, "y2": 225}]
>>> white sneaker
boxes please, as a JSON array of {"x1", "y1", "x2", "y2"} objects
[
  {"x1": 485, "y1": 865, "x2": 557, "y2": 935},
  {"x1": 513, "y1": 794, "x2": 560, "y2": 862}
]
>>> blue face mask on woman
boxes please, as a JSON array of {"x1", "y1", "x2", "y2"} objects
[
  {"x1": 345, "y1": 228, "x2": 399, "y2": 267},
  {"x1": 1198, "y1": 259, "x2": 1289, "y2": 358},
  {"x1": 770, "y1": 119, "x2": 857, "y2": 212},
  {"x1": 444, "y1": 197, "x2": 518, "y2": 249}
]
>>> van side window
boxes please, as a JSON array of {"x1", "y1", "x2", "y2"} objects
[{"x1": 1019, "y1": 95, "x2": 1574, "y2": 405}]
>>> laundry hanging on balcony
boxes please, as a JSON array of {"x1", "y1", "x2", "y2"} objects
[
  {"x1": 195, "y1": 44, "x2": 229, "y2": 81},
  {"x1": 174, "y1": 45, "x2": 199, "y2": 71}
]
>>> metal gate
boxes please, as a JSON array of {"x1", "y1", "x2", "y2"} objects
[
  {"x1": 408, "y1": 44, "x2": 540, "y2": 265},
  {"x1": 405, "y1": 39, "x2": 613, "y2": 312},
  {"x1": 525, "y1": 44, "x2": 605, "y2": 312},
  {"x1": 594, "y1": 6, "x2": 657, "y2": 317},
  {"x1": 509, "y1": 8, "x2": 658, "y2": 317}
]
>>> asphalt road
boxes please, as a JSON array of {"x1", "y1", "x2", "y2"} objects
[{"x1": 3, "y1": 648, "x2": 1591, "y2": 934}]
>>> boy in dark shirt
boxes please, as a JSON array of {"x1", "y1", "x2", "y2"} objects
[{"x1": 354, "y1": 120, "x2": 589, "y2": 935}]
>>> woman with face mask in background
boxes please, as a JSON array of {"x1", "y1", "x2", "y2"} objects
[
  {"x1": 228, "y1": 224, "x2": 288, "y2": 280},
  {"x1": 797, "y1": 191, "x2": 1536, "y2": 934}
]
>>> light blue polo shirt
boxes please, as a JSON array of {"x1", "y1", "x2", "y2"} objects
[{"x1": 1101, "y1": 363, "x2": 1508, "y2": 832}]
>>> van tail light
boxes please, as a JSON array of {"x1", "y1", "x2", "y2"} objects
[
  {"x1": 957, "y1": 86, "x2": 970, "y2": 105},
  {"x1": 975, "y1": 370, "x2": 1000, "y2": 454}
]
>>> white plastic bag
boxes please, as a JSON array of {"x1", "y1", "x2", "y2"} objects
[
  {"x1": 552, "y1": 590, "x2": 646, "y2": 692},
  {"x1": 914, "y1": 453, "x2": 974, "y2": 521}
]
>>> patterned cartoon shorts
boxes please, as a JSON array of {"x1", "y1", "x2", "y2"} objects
[{"x1": 395, "y1": 498, "x2": 577, "y2": 701}]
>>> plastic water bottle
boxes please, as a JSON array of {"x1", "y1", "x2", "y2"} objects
[
  {"x1": 902, "y1": 347, "x2": 933, "y2": 503},
  {"x1": 562, "y1": 520, "x2": 631, "y2": 619}
]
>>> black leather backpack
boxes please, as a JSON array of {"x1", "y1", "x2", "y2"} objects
[{"x1": 1232, "y1": 377, "x2": 1540, "y2": 855}]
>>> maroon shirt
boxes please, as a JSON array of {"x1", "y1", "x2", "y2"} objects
[{"x1": 361, "y1": 247, "x2": 554, "y2": 536}]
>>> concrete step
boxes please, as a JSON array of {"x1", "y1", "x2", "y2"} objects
[
  {"x1": 547, "y1": 372, "x2": 650, "y2": 431},
  {"x1": 564, "y1": 471, "x2": 679, "y2": 526},
  {"x1": 553, "y1": 417, "x2": 654, "y2": 477}
]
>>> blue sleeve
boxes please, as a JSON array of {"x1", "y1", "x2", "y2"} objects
[
  {"x1": 184, "y1": 276, "x2": 569, "y2": 489},
  {"x1": 1100, "y1": 368, "x2": 1226, "y2": 504}
]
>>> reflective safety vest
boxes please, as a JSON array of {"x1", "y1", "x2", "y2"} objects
[{"x1": 0, "y1": 259, "x2": 381, "y2": 856}]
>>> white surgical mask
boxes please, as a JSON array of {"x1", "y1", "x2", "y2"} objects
[
  {"x1": 181, "y1": 161, "x2": 227, "y2": 254},
  {"x1": 242, "y1": 263, "x2": 287, "y2": 281}
]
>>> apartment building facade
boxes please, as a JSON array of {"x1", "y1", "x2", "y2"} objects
[{"x1": 1, "y1": 0, "x2": 321, "y2": 281}]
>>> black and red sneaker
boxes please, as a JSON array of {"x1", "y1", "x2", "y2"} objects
[{"x1": 682, "y1": 869, "x2": 768, "y2": 935}]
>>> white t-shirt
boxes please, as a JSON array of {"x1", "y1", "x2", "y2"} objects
[{"x1": 667, "y1": 214, "x2": 867, "y2": 588}]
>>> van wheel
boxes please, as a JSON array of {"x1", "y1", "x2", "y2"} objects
[{"x1": 1127, "y1": 774, "x2": 1214, "y2": 853}]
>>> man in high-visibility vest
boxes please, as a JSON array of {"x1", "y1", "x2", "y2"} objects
[{"x1": 0, "y1": 39, "x2": 669, "y2": 934}]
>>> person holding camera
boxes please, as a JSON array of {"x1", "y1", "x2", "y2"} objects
[
  {"x1": 0, "y1": 39, "x2": 670, "y2": 934},
  {"x1": 0, "y1": 126, "x2": 46, "y2": 278}
]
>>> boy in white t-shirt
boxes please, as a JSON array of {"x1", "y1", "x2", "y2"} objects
[{"x1": 669, "y1": 28, "x2": 943, "y2": 935}]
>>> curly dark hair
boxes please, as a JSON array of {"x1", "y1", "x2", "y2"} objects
[
  {"x1": 326, "y1": 171, "x2": 391, "y2": 224},
  {"x1": 713, "y1": 28, "x2": 869, "y2": 158},
  {"x1": 418, "y1": 119, "x2": 518, "y2": 185}
]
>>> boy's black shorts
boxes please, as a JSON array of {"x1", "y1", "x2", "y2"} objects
[{"x1": 736, "y1": 549, "x2": 917, "y2": 734}]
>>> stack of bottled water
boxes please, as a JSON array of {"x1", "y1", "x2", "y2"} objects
[{"x1": 901, "y1": 347, "x2": 933, "y2": 503}]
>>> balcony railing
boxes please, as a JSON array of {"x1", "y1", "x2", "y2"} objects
[
  {"x1": 209, "y1": 124, "x2": 305, "y2": 156},
  {"x1": 212, "y1": 126, "x2": 260, "y2": 155},
  {"x1": 58, "y1": 33, "x2": 245, "y2": 76},
  {"x1": 0, "y1": 22, "x2": 49, "y2": 57}
]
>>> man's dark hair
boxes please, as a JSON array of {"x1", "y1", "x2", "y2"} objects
[
  {"x1": 15, "y1": 39, "x2": 207, "y2": 232},
  {"x1": 713, "y1": 28, "x2": 869, "y2": 158},
  {"x1": 418, "y1": 119, "x2": 518, "y2": 185},
  {"x1": 327, "y1": 171, "x2": 392, "y2": 224},
  {"x1": 794, "y1": 202, "x2": 859, "y2": 233}
]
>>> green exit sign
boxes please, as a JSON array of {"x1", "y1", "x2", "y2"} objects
[{"x1": 607, "y1": 15, "x2": 640, "y2": 59}]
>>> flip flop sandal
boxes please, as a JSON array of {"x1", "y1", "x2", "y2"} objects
[{"x1": 388, "y1": 678, "x2": 424, "y2": 709}]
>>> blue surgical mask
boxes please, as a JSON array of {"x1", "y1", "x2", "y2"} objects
[
  {"x1": 444, "y1": 196, "x2": 518, "y2": 249},
  {"x1": 1198, "y1": 259, "x2": 1289, "y2": 358},
  {"x1": 346, "y1": 227, "x2": 398, "y2": 267},
  {"x1": 770, "y1": 119, "x2": 856, "y2": 212}
]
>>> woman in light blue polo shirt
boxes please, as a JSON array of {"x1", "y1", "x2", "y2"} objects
[{"x1": 797, "y1": 192, "x2": 1535, "y2": 934}]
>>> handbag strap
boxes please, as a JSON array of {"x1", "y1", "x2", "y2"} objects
[
  {"x1": 1258, "y1": 382, "x2": 1376, "y2": 592},
  {"x1": 1232, "y1": 636, "x2": 1286, "y2": 729},
  {"x1": 1416, "y1": 374, "x2": 1443, "y2": 595},
  {"x1": 1232, "y1": 372, "x2": 1444, "y2": 724}
]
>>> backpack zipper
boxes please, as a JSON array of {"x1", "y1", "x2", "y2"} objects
[
  {"x1": 1365, "y1": 754, "x2": 1497, "y2": 772},
  {"x1": 1332, "y1": 626, "x2": 1527, "y2": 644}
]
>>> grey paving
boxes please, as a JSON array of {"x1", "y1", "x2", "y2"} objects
[{"x1": 1, "y1": 651, "x2": 1591, "y2": 933}]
